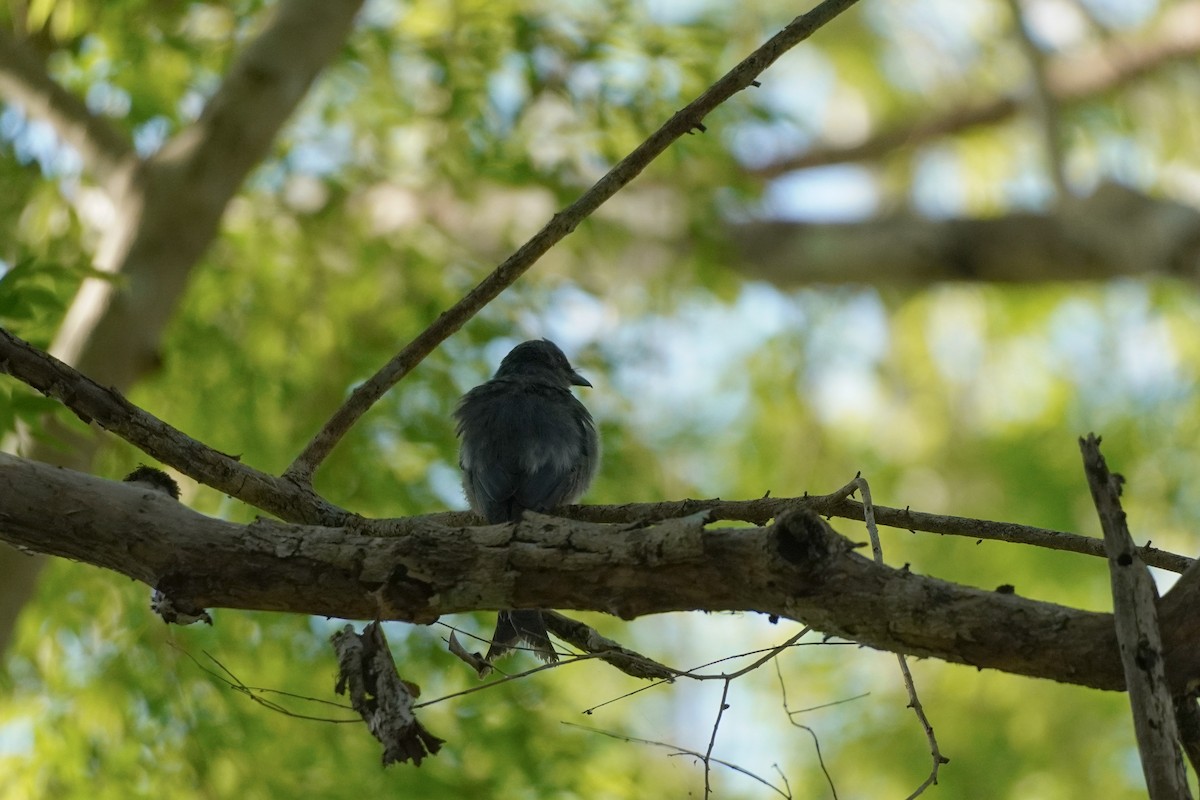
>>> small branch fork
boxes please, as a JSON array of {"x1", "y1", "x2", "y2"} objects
[{"x1": 1080, "y1": 434, "x2": 1192, "y2": 799}]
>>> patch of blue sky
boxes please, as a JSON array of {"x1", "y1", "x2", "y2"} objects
[
  {"x1": 538, "y1": 285, "x2": 618, "y2": 353},
  {"x1": 566, "y1": 60, "x2": 606, "y2": 101},
  {"x1": 1102, "y1": 281, "x2": 1186, "y2": 400},
  {"x1": 912, "y1": 145, "x2": 968, "y2": 218},
  {"x1": 177, "y1": 87, "x2": 208, "y2": 123},
  {"x1": 724, "y1": 119, "x2": 817, "y2": 172},
  {"x1": 866, "y1": 0, "x2": 995, "y2": 68},
  {"x1": 1002, "y1": 161, "x2": 1057, "y2": 211},
  {"x1": 723, "y1": 48, "x2": 834, "y2": 172},
  {"x1": 1047, "y1": 295, "x2": 1108, "y2": 381},
  {"x1": 591, "y1": 284, "x2": 804, "y2": 437},
  {"x1": 427, "y1": 460, "x2": 468, "y2": 511},
  {"x1": 487, "y1": 54, "x2": 531, "y2": 129},
  {"x1": 358, "y1": 0, "x2": 404, "y2": 29},
  {"x1": 1078, "y1": 0, "x2": 1160, "y2": 28},
  {"x1": 801, "y1": 290, "x2": 890, "y2": 425},
  {"x1": 811, "y1": 364, "x2": 887, "y2": 428},
  {"x1": 756, "y1": 46, "x2": 837, "y2": 117},
  {"x1": 924, "y1": 286, "x2": 988, "y2": 385},
  {"x1": 84, "y1": 81, "x2": 130, "y2": 119},
  {"x1": 1095, "y1": 135, "x2": 1157, "y2": 188},
  {"x1": 0, "y1": 716, "x2": 34, "y2": 757},
  {"x1": 642, "y1": 0, "x2": 714, "y2": 26},
  {"x1": 0, "y1": 106, "x2": 82, "y2": 178},
  {"x1": 803, "y1": 289, "x2": 890, "y2": 367},
  {"x1": 1021, "y1": 0, "x2": 1090, "y2": 51},
  {"x1": 522, "y1": 282, "x2": 892, "y2": 447},
  {"x1": 763, "y1": 165, "x2": 880, "y2": 222},
  {"x1": 600, "y1": 48, "x2": 678, "y2": 105},
  {"x1": 1117, "y1": 313, "x2": 1180, "y2": 395},
  {"x1": 285, "y1": 120, "x2": 355, "y2": 177},
  {"x1": 133, "y1": 117, "x2": 171, "y2": 158}
]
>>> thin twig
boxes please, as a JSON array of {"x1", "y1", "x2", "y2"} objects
[
  {"x1": 719, "y1": 629, "x2": 812, "y2": 680},
  {"x1": 578, "y1": 632, "x2": 825, "y2": 714},
  {"x1": 855, "y1": 476, "x2": 948, "y2": 798},
  {"x1": 564, "y1": 722, "x2": 793, "y2": 798},
  {"x1": 174, "y1": 647, "x2": 359, "y2": 723},
  {"x1": 414, "y1": 652, "x2": 598, "y2": 709},
  {"x1": 785, "y1": 692, "x2": 870, "y2": 716},
  {"x1": 703, "y1": 680, "x2": 733, "y2": 799},
  {"x1": 282, "y1": 0, "x2": 864, "y2": 482},
  {"x1": 775, "y1": 659, "x2": 840, "y2": 799}
]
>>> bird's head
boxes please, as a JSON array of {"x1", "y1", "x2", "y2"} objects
[{"x1": 494, "y1": 339, "x2": 592, "y2": 388}]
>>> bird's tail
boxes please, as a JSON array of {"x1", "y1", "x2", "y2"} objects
[{"x1": 483, "y1": 610, "x2": 558, "y2": 669}]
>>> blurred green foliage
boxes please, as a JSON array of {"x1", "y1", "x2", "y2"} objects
[{"x1": 3, "y1": 0, "x2": 1200, "y2": 797}]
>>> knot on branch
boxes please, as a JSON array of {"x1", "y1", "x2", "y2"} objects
[
  {"x1": 373, "y1": 564, "x2": 438, "y2": 623},
  {"x1": 771, "y1": 508, "x2": 846, "y2": 569}
]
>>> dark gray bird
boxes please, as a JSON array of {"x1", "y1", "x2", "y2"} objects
[{"x1": 454, "y1": 339, "x2": 600, "y2": 669}]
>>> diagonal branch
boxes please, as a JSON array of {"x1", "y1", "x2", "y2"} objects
[
  {"x1": 855, "y1": 477, "x2": 946, "y2": 798},
  {"x1": 283, "y1": 0, "x2": 864, "y2": 483},
  {"x1": 0, "y1": 27, "x2": 135, "y2": 189},
  {"x1": 1080, "y1": 434, "x2": 1190, "y2": 798},
  {"x1": 0, "y1": 326, "x2": 348, "y2": 524}
]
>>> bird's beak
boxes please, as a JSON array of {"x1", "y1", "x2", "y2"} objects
[{"x1": 570, "y1": 371, "x2": 592, "y2": 388}]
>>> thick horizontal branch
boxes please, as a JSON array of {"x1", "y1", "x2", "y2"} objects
[
  {"x1": 12, "y1": 324, "x2": 1188, "y2": 583},
  {"x1": 10, "y1": 451, "x2": 1200, "y2": 694},
  {"x1": 731, "y1": 182, "x2": 1200, "y2": 285}
]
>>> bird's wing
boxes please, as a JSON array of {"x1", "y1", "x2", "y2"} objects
[{"x1": 457, "y1": 382, "x2": 594, "y2": 521}]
